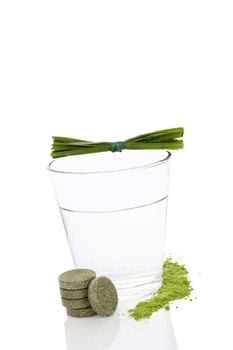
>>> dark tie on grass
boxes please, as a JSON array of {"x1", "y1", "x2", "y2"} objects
[{"x1": 51, "y1": 127, "x2": 184, "y2": 158}]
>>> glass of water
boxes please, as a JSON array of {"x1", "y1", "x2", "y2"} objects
[{"x1": 48, "y1": 150, "x2": 171, "y2": 309}]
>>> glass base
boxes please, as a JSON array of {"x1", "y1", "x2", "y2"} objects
[{"x1": 106, "y1": 270, "x2": 163, "y2": 309}]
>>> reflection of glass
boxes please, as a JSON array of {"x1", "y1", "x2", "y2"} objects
[
  {"x1": 65, "y1": 314, "x2": 121, "y2": 350},
  {"x1": 48, "y1": 150, "x2": 171, "y2": 308},
  {"x1": 65, "y1": 310, "x2": 178, "y2": 350}
]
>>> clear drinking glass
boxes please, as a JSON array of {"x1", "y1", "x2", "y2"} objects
[{"x1": 48, "y1": 150, "x2": 171, "y2": 309}]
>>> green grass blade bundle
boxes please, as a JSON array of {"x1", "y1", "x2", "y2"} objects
[{"x1": 51, "y1": 127, "x2": 184, "y2": 158}]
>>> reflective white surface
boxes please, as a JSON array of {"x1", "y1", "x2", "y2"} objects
[{"x1": 65, "y1": 310, "x2": 178, "y2": 350}]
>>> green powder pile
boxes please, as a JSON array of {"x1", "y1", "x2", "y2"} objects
[{"x1": 129, "y1": 258, "x2": 193, "y2": 321}]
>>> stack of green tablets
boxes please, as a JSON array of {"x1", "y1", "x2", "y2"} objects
[
  {"x1": 58, "y1": 268, "x2": 118, "y2": 318},
  {"x1": 59, "y1": 269, "x2": 97, "y2": 317}
]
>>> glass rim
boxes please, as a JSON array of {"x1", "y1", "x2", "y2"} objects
[{"x1": 47, "y1": 150, "x2": 172, "y2": 175}]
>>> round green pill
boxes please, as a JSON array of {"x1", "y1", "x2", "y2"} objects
[
  {"x1": 59, "y1": 269, "x2": 96, "y2": 290},
  {"x1": 62, "y1": 298, "x2": 90, "y2": 309},
  {"x1": 67, "y1": 307, "x2": 96, "y2": 318},
  {"x1": 60, "y1": 288, "x2": 88, "y2": 299},
  {"x1": 88, "y1": 276, "x2": 118, "y2": 316}
]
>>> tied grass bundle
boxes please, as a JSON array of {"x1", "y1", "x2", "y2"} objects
[{"x1": 51, "y1": 127, "x2": 184, "y2": 158}]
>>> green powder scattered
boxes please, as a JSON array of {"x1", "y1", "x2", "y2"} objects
[{"x1": 129, "y1": 258, "x2": 193, "y2": 321}]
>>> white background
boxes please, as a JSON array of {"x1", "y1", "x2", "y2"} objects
[{"x1": 0, "y1": 1, "x2": 233, "y2": 349}]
